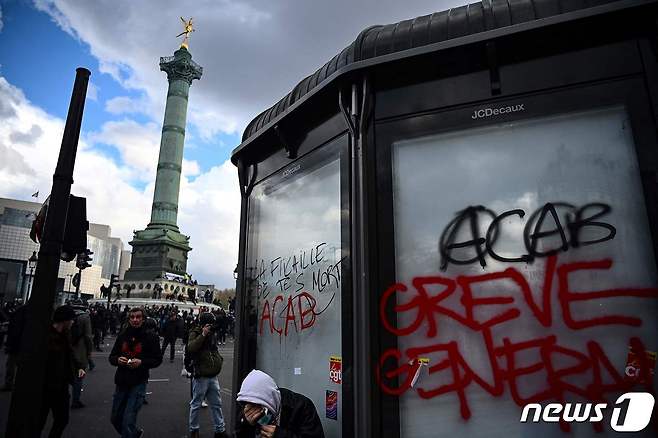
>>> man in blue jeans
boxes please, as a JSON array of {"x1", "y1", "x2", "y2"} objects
[
  {"x1": 109, "y1": 307, "x2": 162, "y2": 437},
  {"x1": 187, "y1": 312, "x2": 229, "y2": 438}
]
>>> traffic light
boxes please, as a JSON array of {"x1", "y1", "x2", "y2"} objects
[
  {"x1": 76, "y1": 248, "x2": 93, "y2": 270},
  {"x1": 109, "y1": 274, "x2": 119, "y2": 290},
  {"x1": 61, "y1": 195, "x2": 88, "y2": 262}
]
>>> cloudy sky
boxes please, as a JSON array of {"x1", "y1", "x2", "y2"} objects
[{"x1": 0, "y1": 0, "x2": 470, "y2": 288}]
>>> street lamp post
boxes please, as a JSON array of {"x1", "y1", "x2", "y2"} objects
[{"x1": 25, "y1": 252, "x2": 38, "y2": 302}]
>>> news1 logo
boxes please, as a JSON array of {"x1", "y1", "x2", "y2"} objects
[{"x1": 520, "y1": 393, "x2": 655, "y2": 432}]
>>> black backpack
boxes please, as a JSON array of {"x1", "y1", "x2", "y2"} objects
[{"x1": 184, "y1": 342, "x2": 198, "y2": 374}]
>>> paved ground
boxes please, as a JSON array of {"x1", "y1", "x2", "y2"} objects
[{"x1": 0, "y1": 336, "x2": 235, "y2": 438}]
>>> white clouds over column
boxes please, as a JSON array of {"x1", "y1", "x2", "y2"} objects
[{"x1": 0, "y1": 76, "x2": 239, "y2": 288}]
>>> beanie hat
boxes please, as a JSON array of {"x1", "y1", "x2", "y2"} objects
[
  {"x1": 53, "y1": 305, "x2": 76, "y2": 322},
  {"x1": 236, "y1": 369, "x2": 281, "y2": 415}
]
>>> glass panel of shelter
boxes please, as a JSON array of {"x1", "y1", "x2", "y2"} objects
[
  {"x1": 384, "y1": 106, "x2": 658, "y2": 437},
  {"x1": 244, "y1": 137, "x2": 347, "y2": 437}
]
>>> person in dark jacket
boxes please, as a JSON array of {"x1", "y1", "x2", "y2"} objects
[
  {"x1": 2, "y1": 304, "x2": 26, "y2": 391},
  {"x1": 108, "y1": 307, "x2": 162, "y2": 437},
  {"x1": 160, "y1": 311, "x2": 180, "y2": 362},
  {"x1": 216, "y1": 309, "x2": 227, "y2": 345},
  {"x1": 235, "y1": 369, "x2": 325, "y2": 438},
  {"x1": 37, "y1": 305, "x2": 86, "y2": 438},
  {"x1": 70, "y1": 307, "x2": 92, "y2": 408},
  {"x1": 187, "y1": 312, "x2": 228, "y2": 438}
]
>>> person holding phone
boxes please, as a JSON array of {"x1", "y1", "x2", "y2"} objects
[
  {"x1": 187, "y1": 312, "x2": 228, "y2": 438},
  {"x1": 236, "y1": 369, "x2": 325, "y2": 438}
]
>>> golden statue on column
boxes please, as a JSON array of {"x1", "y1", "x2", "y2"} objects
[{"x1": 177, "y1": 17, "x2": 195, "y2": 49}]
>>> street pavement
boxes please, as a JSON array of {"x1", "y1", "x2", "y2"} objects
[{"x1": 0, "y1": 336, "x2": 235, "y2": 438}]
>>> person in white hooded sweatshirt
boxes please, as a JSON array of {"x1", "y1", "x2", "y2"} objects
[{"x1": 235, "y1": 369, "x2": 325, "y2": 438}]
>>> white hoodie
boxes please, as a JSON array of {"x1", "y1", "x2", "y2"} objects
[{"x1": 236, "y1": 369, "x2": 282, "y2": 416}]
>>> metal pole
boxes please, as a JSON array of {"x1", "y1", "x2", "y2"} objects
[
  {"x1": 6, "y1": 67, "x2": 90, "y2": 438},
  {"x1": 26, "y1": 267, "x2": 34, "y2": 301},
  {"x1": 75, "y1": 267, "x2": 82, "y2": 300}
]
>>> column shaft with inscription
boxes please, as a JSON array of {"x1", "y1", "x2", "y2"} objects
[{"x1": 124, "y1": 46, "x2": 203, "y2": 282}]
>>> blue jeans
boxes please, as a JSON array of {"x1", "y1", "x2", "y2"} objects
[
  {"x1": 189, "y1": 376, "x2": 225, "y2": 433},
  {"x1": 111, "y1": 383, "x2": 146, "y2": 438}
]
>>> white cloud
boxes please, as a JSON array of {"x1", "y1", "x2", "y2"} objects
[
  {"x1": 32, "y1": 0, "x2": 471, "y2": 143},
  {"x1": 179, "y1": 161, "x2": 240, "y2": 287},
  {"x1": 105, "y1": 95, "x2": 149, "y2": 116},
  {"x1": 86, "y1": 81, "x2": 99, "y2": 101},
  {"x1": 0, "y1": 76, "x2": 239, "y2": 288},
  {"x1": 88, "y1": 118, "x2": 160, "y2": 180},
  {"x1": 182, "y1": 158, "x2": 200, "y2": 178}
]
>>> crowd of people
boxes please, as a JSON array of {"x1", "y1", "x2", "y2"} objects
[
  {"x1": 83, "y1": 302, "x2": 236, "y2": 354},
  {"x1": 1, "y1": 298, "x2": 325, "y2": 438}
]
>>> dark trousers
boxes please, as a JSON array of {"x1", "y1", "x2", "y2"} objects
[
  {"x1": 111, "y1": 383, "x2": 146, "y2": 438},
  {"x1": 38, "y1": 387, "x2": 70, "y2": 438},
  {"x1": 71, "y1": 375, "x2": 83, "y2": 404},
  {"x1": 161, "y1": 337, "x2": 176, "y2": 361},
  {"x1": 93, "y1": 328, "x2": 102, "y2": 350},
  {"x1": 218, "y1": 330, "x2": 226, "y2": 344},
  {"x1": 4, "y1": 353, "x2": 17, "y2": 388}
]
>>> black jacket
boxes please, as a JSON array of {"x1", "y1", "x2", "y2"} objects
[
  {"x1": 45, "y1": 326, "x2": 82, "y2": 392},
  {"x1": 235, "y1": 388, "x2": 325, "y2": 438},
  {"x1": 108, "y1": 325, "x2": 162, "y2": 388},
  {"x1": 5, "y1": 305, "x2": 26, "y2": 355},
  {"x1": 162, "y1": 317, "x2": 181, "y2": 339}
]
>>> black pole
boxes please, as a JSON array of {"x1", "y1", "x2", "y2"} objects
[
  {"x1": 26, "y1": 267, "x2": 34, "y2": 301},
  {"x1": 75, "y1": 267, "x2": 82, "y2": 300},
  {"x1": 6, "y1": 67, "x2": 90, "y2": 438}
]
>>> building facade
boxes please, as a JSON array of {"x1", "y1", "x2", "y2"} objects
[{"x1": 0, "y1": 197, "x2": 126, "y2": 301}]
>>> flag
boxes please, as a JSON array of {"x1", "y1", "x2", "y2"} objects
[{"x1": 31, "y1": 191, "x2": 39, "y2": 198}]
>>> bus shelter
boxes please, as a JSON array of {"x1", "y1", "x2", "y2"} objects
[{"x1": 231, "y1": 1, "x2": 658, "y2": 436}]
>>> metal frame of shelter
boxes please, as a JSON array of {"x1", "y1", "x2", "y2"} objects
[{"x1": 231, "y1": 1, "x2": 658, "y2": 436}]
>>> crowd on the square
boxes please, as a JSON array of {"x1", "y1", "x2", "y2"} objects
[{"x1": 0, "y1": 296, "x2": 325, "y2": 438}]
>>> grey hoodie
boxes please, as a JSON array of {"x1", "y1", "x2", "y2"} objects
[{"x1": 236, "y1": 369, "x2": 282, "y2": 417}]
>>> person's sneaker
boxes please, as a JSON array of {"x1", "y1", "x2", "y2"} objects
[
  {"x1": 189, "y1": 430, "x2": 200, "y2": 438},
  {"x1": 136, "y1": 429, "x2": 143, "y2": 438},
  {"x1": 214, "y1": 431, "x2": 230, "y2": 438},
  {"x1": 201, "y1": 400, "x2": 208, "y2": 407},
  {"x1": 71, "y1": 401, "x2": 85, "y2": 409}
]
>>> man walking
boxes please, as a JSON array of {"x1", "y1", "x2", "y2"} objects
[
  {"x1": 160, "y1": 311, "x2": 180, "y2": 363},
  {"x1": 37, "y1": 305, "x2": 87, "y2": 438},
  {"x1": 187, "y1": 312, "x2": 229, "y2": 438},
  {"x1": 2, "y1": 304, "x2": 26, "y2": 391},
  {"x1": 70, "y1": 304, "x2": 92, "y2": 408},
  {"x1": 109, "y1": 307, "x2": 162, "y2": 437}
]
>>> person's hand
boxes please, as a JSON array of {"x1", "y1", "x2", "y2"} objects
[
  {"x1": 260, "y1": 425, "x2": 276, "y2": 438},
  {"x1": 78, "y1": 369, "x2": 86, "y2": 379},
  {"x1": 243, "y1": 404, "x2": 263, "y2": 425},
  {"x1": 118, "y1": 356, "x2": 129, "y2": 365},
  {"x1": 128, "y1": 358, "x2": 142, "y2": 369},
  {"x1": 202, "y1": 324, "x2": 212, "y2": 337}
]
